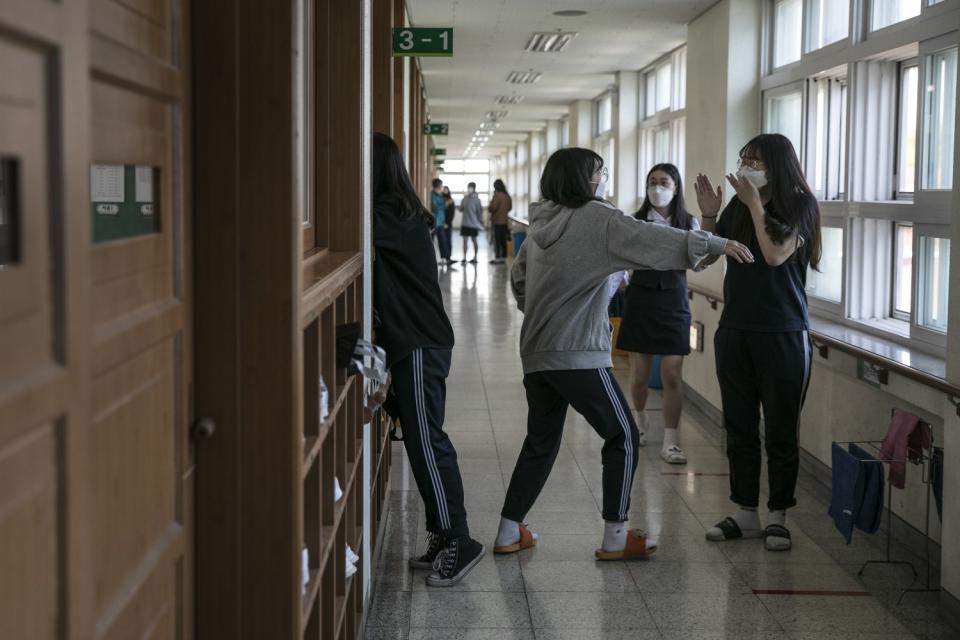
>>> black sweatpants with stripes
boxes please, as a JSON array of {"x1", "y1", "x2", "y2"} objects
[
  {"x1": 391, "y1": 347, "x2": 469, "y2": 538},
  {"x1": 502, "y1": 368, "x2": 641, "y2": 523}
]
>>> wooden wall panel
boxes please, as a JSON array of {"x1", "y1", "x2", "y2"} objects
[{"x1": 372, "y1": 0, "x2": 393, "y2": 138}]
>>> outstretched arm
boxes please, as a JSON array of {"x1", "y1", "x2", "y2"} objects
[
  {"x1": 510, "y1": 242, "x2": 528, "y2": 312},
  {"x1": 725, "y1": 173, "x2": 800, "y2": 267}
]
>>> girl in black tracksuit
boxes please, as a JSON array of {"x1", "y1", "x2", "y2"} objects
[
  {"x1": 372, "y1": 133, "x2": 484, "y2": 587},
  {"x1": 694, "y1": 133, "x2": 822, "y2": 552}
]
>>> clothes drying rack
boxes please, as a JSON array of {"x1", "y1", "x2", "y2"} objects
[{"x1": 837, "y1": 420, "x2": 939, "y2": 600}]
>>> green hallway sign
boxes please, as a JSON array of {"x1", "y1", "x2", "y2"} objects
[{"x1": 393, "y1": 28, "x2": 453, "y2": 57}]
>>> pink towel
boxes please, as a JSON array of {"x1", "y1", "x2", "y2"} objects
[{"x1": 879, "y1": 409, "x2": 929, "y2": 489}]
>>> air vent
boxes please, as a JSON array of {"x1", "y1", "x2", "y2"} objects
[
  {"x1": 506, "y1": 70, "x2": 543, "y2": 84},
  {"x1": 484, "y1": 110, "x2": 509, "y2": 122},
  {"x1": 495, "y1": 94, "x2": 525, "y2": 105},
  {"x1": 524, "y1": 31, "x2": 577, "y2": 53}
]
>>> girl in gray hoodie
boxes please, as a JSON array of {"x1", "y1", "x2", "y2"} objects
[{"x1": 493, "y1": 148, "x2": 752, "y2": 560}]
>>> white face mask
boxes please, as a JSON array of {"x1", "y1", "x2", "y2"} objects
[
  {"x1": 592, "y1": 166, "x2": 610, "y2": 200},
  {"x1": 737, "y1": 166, "x2": 768, "y2": 190},
  {"x1": 647, "y1": 185, "x2": 675, "y2": 209}
]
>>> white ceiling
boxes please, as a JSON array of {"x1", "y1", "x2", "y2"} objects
[{"x1": 406, "y1": 0, "x2": 715, "y2": 157}]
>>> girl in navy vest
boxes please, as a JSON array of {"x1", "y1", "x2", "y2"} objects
[
  {"x1": 694, "y1": 133, "x2": 821, "y2": 552},
  {"x1": 616, "y1": 164, "x2": 700, "y2": 465}
]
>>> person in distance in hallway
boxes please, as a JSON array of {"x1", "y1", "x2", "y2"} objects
[
  {"x1": 431, "y1": 178, "x2": 456, "y2": 268},
  {"x1": 488, "y1": 179, "x2": 512, "y2": 264},
  {"x1": 617, "y1": 163, "x2": 706, "y2": 465},
  {"x1": 694, "y1": 133, "x2": 821, "y2": 552},
  {"x1": 372, "y1": 133, "x2": 484, "y2": 587},
  {"x1": 458, "y1": 181, "x2": 484, "y2": 264},
  {"x1": 494, "y1": 148, "x2": 753, "y2": 560},
  {"x1": 442, "y1": 185, "x2": 456, "y2": 263}
]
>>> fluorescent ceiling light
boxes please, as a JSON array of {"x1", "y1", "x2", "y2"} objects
[
  {"x1": 495, "y1": 94, "x2": 525, "y2": 104},
  {"x1": 506, "y1": 70, "x2": 542, "y2": 84},
  {"x1": 524, "y1": 31, "x2": 577, "y2": 53}
]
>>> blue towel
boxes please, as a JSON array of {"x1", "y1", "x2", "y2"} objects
[
  {"x1": 829, "y1": 443, "x2": 864, "y2": 544},
  {"x1": 849, "y1": 443, "x2": 883, "y2": 534}
]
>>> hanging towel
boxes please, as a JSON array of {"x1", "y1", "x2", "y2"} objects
[
  {"x1": 932, "y1": 446, "x2": 944, "y2": 520},
  {"x1": 829, "y1": 443, "x2": 864, "y2": 544},
  {"x1": 879, "y1": 409, "x2": 929, "y2": 489},
  {"x1": 849, "y1": 443, "x2": 884, "y2": 534}
]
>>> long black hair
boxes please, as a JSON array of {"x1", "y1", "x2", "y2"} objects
[
  {"x1": 729, "y1": 133, "x2": 822, "y2": 270},
  {"x1": 636, "y1": 163, "x2": 693, "y2": 231},
  {"x1": 373, "y1": 132, "x2": 433, "y2": 225},
  {"x1": 539, "y1": 147, "x2": 604, "y2": 209},
  {"x1": 493, "y1": 179, "x2": 508, "y2": 195}
]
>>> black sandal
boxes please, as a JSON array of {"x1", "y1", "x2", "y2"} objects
[
  {"x1": 764, "y1": 523, "x2": 792, "y2": 551},
  {"x1": 706, "y1": 516, "x2": 763, "y2": 541}
]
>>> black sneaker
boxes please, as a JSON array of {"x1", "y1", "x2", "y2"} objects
[
  {"x1": 408, "y1": 532, "x2": 444, "y2": 570},
  {"x1": 425, "y1": 536, "x2": 485, "y2": 587}
]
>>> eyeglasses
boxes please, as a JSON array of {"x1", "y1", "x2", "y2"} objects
[
  {"x1": 737, "y1": 157, "x2": 766, "y2": 171},
  {"x1": 591, "y1": 166, "x2": 609, "y2": 183}
]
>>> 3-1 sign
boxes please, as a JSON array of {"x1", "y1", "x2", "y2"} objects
[
  {"x1": 431, "y1": 148, "x2": 446, "y2": 156},
  {"x1": 424, "y1": 123, "x2": 449, "y2": 135},
  {"x1": 393, "y1": 27, "x2": 453, "y2": 57}
]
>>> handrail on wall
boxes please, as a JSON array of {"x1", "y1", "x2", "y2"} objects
[{"x1": 685, "y1": 283, "x2": 960, "y2": 414}]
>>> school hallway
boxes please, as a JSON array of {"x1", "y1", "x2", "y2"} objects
[{"x1": 363, "y1": 235, "x2": 951, "y2": 640}]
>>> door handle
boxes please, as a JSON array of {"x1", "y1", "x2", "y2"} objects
[{"x1": 191, "y1": 417, "x2": 216, "y2": 441}]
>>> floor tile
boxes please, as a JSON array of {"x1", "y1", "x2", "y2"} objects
[
  {"x1": 628, "y1": 561, "x2": 751, "y2": 593},
  {"x1": 643, "y1": 592, "x2": 782, "y2": 632},
  {"x1": 409, "y1": 591, "x2": 531, "y2": 629},
  {"x1": 526, "y1": 591, "x2": 656, "y2": 630},
  {"x1": 521, "y1": 560, "x2": 637, "y2": 592},
  {"x1": 409, "y1": 629, "x2": 535, "y2": 640},
  {"x1": 757, "y1": 593, "x2": 913, "y2": 633}
]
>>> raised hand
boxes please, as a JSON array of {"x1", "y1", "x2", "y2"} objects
[
  {"x1": 694, "y1": 174, "x2": 723, "y2": 218},
  {"x1": 725, "y1": 173, "x2": 762, "y2": 212}
]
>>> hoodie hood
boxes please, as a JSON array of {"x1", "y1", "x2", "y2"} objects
[{"x1": 529, "y1": 200, "x2": 577, "y2": 250}]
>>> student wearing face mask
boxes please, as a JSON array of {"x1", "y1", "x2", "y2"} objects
[
  {"x1": 694, "y1": 133, "x2": 822, "y2": 552},
  {"x1": 458, "y1": 182, "x2": 484, "y2": 264},
  {"x1": 616, "y1": 164, "x2": 701, "y2": 465},
  {"x1": 494, "y1": 148, "x2": 752, "y2": 561}
]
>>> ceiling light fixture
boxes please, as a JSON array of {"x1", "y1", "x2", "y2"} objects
[
  {"x1": 495, "y1": 94, "x2": 525, "y2": 104},
  {"x1": 553, "y1": 10, "x2": 588, "y2": 17},
  {"x1": 524, "y1": 31, "x2": 577, "y2": 53},
  {"x1": 506, "y1": 70, "x2": 543, "y2": 84}
]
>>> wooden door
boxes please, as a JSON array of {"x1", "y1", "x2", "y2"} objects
[
  {"x1": 87, "y1": 0, "x2": 194, "y2": 637},
  {"x1": 0, "y1": 0, "x2": 194, "y2": 637}
]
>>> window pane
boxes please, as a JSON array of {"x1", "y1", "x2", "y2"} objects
[
  {"x1": 607, "y1": 137, "x2": 616, "y2": 196},
  {"x1": 597, "y1": 94, "x2": 613, "y2": 134},
  {"x1": 898, "y1": 65, "x2": 919, "y2": 193},
  {"x1": 645, "y1": 73, "x2": 657, "y2": 117},
  {"x1": 921, "y1": 47, "x2": 957, "y2": 190},
  {"x1": 765, "y1": 90, "x2": 804, "y2": 157},
  {"x1": 806, "y1": 226, "x2": 843, "y2": 302},
  {"x1": 774, "y1": 0, "x2": 802, "y2": 68},
  {"x1": 812, "y1": 81, "x2": 828, "y2": 194},
  {"x1": 894, "y1": 224, "x2": 913, "y2": 314},
  {"x1": 654, "y1": 126, "x2": 670, "y2": 163},
  {"x1": 807, "y1": 0, "x2": 850, "y2": 51},
  {"x1": 918, "y1": 237, "x2": 950, "y2": 331},
  {"x1": 444, "y1": 159, "x2": 464, "y2": 172},
  {"x1": 871, "y1": 0, "x2": 921, "y2": 31},
  {"x1": 674, "y1": 48, "x2": 687, "y2": 110},
  {"x1": 656, "y1": 63, "x2": 672, "y2": 112}
]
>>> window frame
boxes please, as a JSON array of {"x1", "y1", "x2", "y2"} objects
[
  {"x1": 890, "y1": 221, "x2": 914, "y2": 321},
  {"x1": 914, "y1": 33, "x2": 957, "y2": 222},
  {"x1": 806, "y1": 215, "x2": 847, "y2": 317},
  {"x1": 636, "y1": 47, "x2": 688, "y2": 200},
  {"x1": 911, "y1": 223, "x2": 950, "y2": 346},
  {"x1": 895, "y1": 59, "x2": 920, "y2": 200}
]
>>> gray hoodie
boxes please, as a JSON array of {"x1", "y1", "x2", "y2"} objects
[{"x1": 511, "y1": 199, "x2": 728, "y2": 374}]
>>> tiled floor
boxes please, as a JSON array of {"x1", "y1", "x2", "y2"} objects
[{"x1": 365, "y1": 238, "x2": 954, "y2": 640}]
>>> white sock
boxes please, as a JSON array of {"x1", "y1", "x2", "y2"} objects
[
  {"x1": 768, "y1": 509, "x2": 786, "y2": 527},
  {"x1": 662, "y1": 428, "x2": 679, "y2": 449},
  {"x1": 495, "y1": 517, "x2": 520, "y2": 547},
  {"x1": 602, "y1": 520, "x2": 628, "y2": 552},
  {"x1": 731, "y1": 506, "x2": 760, "y2": 530},
  {"x1": 633, "y1": 410, "x2": 648, "y2": 432}
]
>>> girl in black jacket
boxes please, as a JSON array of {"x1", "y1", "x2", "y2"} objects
[{"x1": 372, "y1": 133, "x2": 484, "y2": 587}]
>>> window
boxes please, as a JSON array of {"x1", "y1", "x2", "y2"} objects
[
  {"x1": 893, "y1": 223, "x2": 913, "y2": 318},
  {"x1": 806, "y1": 76, "x2": 847, "y2": 200},
  {"x1": 561, "y1": 118, "x2": 570, "y2": 147},
  {"x1": 871, "y1": 0, "x2": 921, "y2": 31},
  {"x1": 645, "y1": 72, "x2": 657, "y2": 118},
  {"x1": 921, "y1": 47, "x2": 957, "y2": 190},
  {"x1": 807, "y1": 225, "x2": 843, "y2": 303},
  {"x1": 917, "y1": 236, "x2": 949, "y2": 331},
  {"x1": 897, "y1": 63, "x2": 919, "y2": 194},
  {"x1": 765, "y1": 87, "x2": 804, "y2": 156},
  {"x1": 638, "y1": 46, "x2": 688, "y2": 197},
  {"x1": 774, "y1": 0, "x2": 802, "y2": 68},
  {"x1": 656, "y1": 62, "x2": 672, "y2": 112},
  {"x1": 595, "y1": 93, "x2": 613, "y2": 135},
  {"x1": 439, "y1": 158, "x2": 491, "y2": 208},
  {"x1": 806, "y1": 0, "x2": 849, "y2": 52},
  {"x1": 654, "y1": 126, "x2": 671, "y2": 163},
  {"x1": 643, "y1": 47, "x2": 686, "y2": 118}
]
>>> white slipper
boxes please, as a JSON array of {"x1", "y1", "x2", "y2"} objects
[{"x1": 660, "y1": 445, "x2": 687, "y2": 465}]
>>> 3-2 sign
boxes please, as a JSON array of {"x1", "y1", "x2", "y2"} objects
[{"x1": 393, "y1": 27, "x2": 453, "y2": 57}]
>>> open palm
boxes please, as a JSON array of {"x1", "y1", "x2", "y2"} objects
[{"x1": 694, "y1": 173, "x2": 723, "y2": 218}]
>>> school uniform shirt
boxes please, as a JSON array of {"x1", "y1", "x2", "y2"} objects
[
  {"x1": 373, "y1": 199, "x2": 455, "y2": 367},
  {"x1": 431, "y1": 191, "x2": 446, "y2": 228},
  {"x1": 715, "y1": 196, "x2": 811, "y2": 332}
]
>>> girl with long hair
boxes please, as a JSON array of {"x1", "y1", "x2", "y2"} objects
[
  {"x1": 695, "y1": 133, "x2": 822, "y2": 552},
  {"x1": 616, "y1": 163, "x2": 701, "y2": 465},
  {"x1": 372, "y1": 133, "x2": 483, "y2": 586},
  {"x1": 488, "y1": 179, "x2": 512, "y2": 264}
]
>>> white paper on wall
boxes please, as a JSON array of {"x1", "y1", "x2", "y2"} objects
[
  {"x1": 90, "y1": 164, "x2": 125, "y2": 203},
  {"x1": 135, "y1": 166, "x2": 155, "y2": 203}
]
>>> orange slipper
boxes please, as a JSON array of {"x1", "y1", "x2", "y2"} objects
[
  {"x1": 493, "y1": 524, "x2": 538, "y2": 554},
  {"x1": 594, "y1": 529, "x2": 657, "y2": 561}
]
